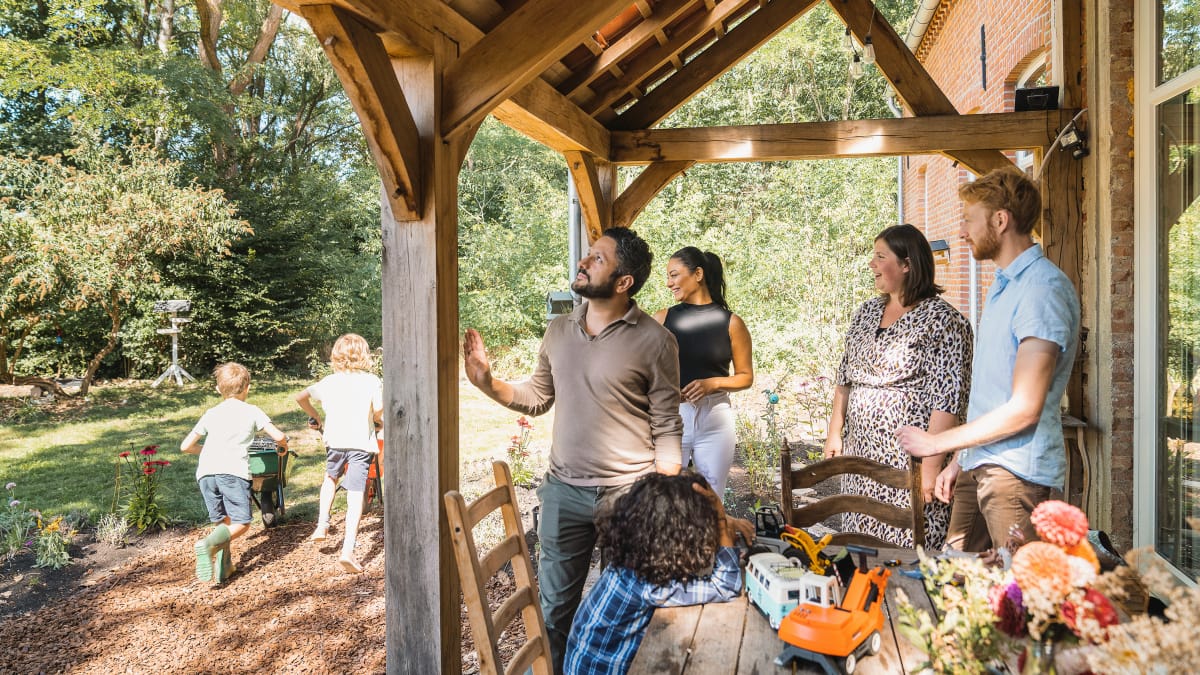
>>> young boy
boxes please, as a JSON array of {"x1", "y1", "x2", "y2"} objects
[
  {"x1": 563, "y1": 473, "x2": 744, "y2": 674},
  {"x1": 181, "y1": 362, "x2": 288, "y2": 583},
  {"x1": 295, "y1": 333, "x2": 383, "y2": 573}
]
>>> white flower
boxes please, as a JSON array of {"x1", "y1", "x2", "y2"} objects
[
  {"x1": 1068, "y1": 555, "x2": 1098, "y2": 587},
  {"x1": 4, "y1": 482, "x2": 14, "y2": 491},
  {"x1": 9, "y1": 499, "x2": 19, "y2": 507}
]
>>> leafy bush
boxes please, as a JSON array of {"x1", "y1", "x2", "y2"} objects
[{"x1": 737, "y1": 390, "x2": 785, "y2": 497}]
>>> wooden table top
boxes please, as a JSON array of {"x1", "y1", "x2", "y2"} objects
[{"x1": 628, "y1": 548, "x2": 935, "y2": 675}]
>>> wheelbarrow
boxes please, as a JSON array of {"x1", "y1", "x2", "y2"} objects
[
  {"x1": 247, "y1": 437, "x2": 295, "y2": 527},
  {"x1": 333, "y1": 438, "x2": 384, "y2": 511}
]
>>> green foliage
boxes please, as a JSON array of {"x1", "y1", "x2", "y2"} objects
[
  {"x1": 34, "y1": 514, "x2": 76, "y2": 569},
  {"x1": 737, "y1": 389, "x2": 784, "y2": 497},
  {"x1": 1, "y1": 482, "x2": 38, "y2": 559}
]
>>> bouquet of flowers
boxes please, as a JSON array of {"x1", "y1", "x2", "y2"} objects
[{"x1": 899, "y1": 500, "x2": 1122, "y2": 674}]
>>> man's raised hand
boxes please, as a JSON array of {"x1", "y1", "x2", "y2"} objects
[{"x1": 462, "y1": 329, "x2": 492, "y2": 389}]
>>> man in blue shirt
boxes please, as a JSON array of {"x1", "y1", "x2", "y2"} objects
[{"x1": 896, "y1": 167, "x2": 1080, "y2": 552}]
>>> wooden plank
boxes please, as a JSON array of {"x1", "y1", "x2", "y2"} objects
[
  {"x1": 792, "y1": 456, "x2": 909, "y2": 490},
  {"x1": 382, "y1": 31, "x2": 476, "y2": 675},
  {"x1": 686, "y1": 597, "x2": 748, "y2": 672},
  {"x1": 610, "y1": 111, "x2": 1069, "y2": 163},
  {"x1": 304, "y1": 4, "x2": 421, "y2": 219},
  {"x1": 580, "y1": 0, "x2": 756, "y2": 117},
  {"x1": 612, "y1": 0, "x2": 820, "y2": 130},
  {"x1": 557, "y1": 0, "x2": 699, "y2": 98},
  {"x1": 627, "y1": 605, "x2": 703, "y2": 675},
  {"x1": 735, "y1": 600, "x2": 789, "y2": 675},
  {"x1": 1053, "y1": 0, "x2": 1083, "y2": 108},
  {"x1": 825, "y1": 0, "x2": 1012, "y2": 175},
  {"x1": 564, "y1": 151, "x2": 614, "y2": 241},
  {"x1": 612, "y1": 160, "x2": 694, "y2": 227},
  {"x1": 441, "y1": 0, "x2": 630, "y2": 138},
  {"x1": 285, "y1": 0, "x2": 611, "y2": 156},
  {"x1": 792, "y1": 495, "x2": 914, "y2": 530},
  {"x1": 883, "y1": 562, "x2": 937, "y2": 673}
]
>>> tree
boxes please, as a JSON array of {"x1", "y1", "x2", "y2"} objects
[{"x1": 0, "y1": 143, "x2": 249, "y2": 394}]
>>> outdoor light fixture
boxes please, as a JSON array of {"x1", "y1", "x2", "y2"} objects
[
  {"x1": 1059, "y1": 120, "x2": 1089, "y2": 159},
  {"x1": 843, "y1": 27, "x2": 853, "y2": 51},
  {"x1": 930, "y1": 239, "x2": 951, "y2": 265},
  {"x1": 863, "y1": 36, "x2": 876, "y2": 64},
  {"x1": 850, "y1": 53, "x2": 864, "y2": 79}
]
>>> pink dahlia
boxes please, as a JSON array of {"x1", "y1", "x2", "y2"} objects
[{"x1": 1031, "y1": 500, "x2": 1088, "y2": 547}]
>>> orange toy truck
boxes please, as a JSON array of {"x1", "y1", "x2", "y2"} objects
[{"x1": 774, "y1": 545, "x2": 889, "y2": 675}]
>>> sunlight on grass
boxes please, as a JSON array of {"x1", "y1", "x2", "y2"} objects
[{"x1": 0, "y1": 375, "x2": 553, "y2": 526}]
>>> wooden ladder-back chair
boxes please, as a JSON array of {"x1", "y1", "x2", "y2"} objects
[
  {"x1": 780, "y1": 439, "x2": 926, "y2": 549},
  {"x1": 444, "y1": 461, "x2": 551, "y2": 675}
]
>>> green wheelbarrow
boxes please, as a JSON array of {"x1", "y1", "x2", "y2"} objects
[{"x1": 247, "y1": 437, "x2": 295, "y2": 527}]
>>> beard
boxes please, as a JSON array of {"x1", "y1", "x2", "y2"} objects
[
  {"x1": 969, "y1": 224, "x2": 1001, "y2": 261},
  {"x1": 571, "y1": 269, "x2": 619, "y2": 299}
]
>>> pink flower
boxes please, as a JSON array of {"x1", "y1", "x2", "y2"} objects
[
  {"x1": 4, "y1": 482, "x2": 14, "y2": 491},
  {"x1": 118, "y1": 451, "x2": 131, "y2": 458},
  {"x1": 517, "y1": 416, "x2": 532, "y2": 429},
  {"x1": 143, "y1": 467, "x2": 156, "y2": 475},
  {"x1": 140, "y1": 445, "x2": 159, "y2": 456},
  {"x1": 1030, "y1": 500, "x2": 1088, "y2": 547}
]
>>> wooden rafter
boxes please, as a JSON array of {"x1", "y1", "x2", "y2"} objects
[
  {"x1": 826, "y1": 0, "x2": 1012, "y2": 175},
  {"x1": 611, "y1": 0, "x2": 820, "y2": 130},
  {"x1": 557, "y1": 0, "x2": 698, "y2": 99},
  {"x1": 441, "y1": 0, "x2": 631, "y2": 139},
  {"x1": 303, "y1": 4, "x2": 422, "y2": 219},
  {"x1": 565, "y1": 151, "x2": 613, "y2": 242},
  {"x1": 611, "y1": 111, "x2": 1072, "y2": 163},
  {"x1": 580, "y1": 0, "x2": 756, "y2": 117},
  {"x1": 612, "y1": 160, "x2": 695, "y2": 227}
]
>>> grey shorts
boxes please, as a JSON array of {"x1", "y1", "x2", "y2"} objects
[
  {"x1": 198, "y1": 474, "x2": 253, "y2": 524},
  {"x1": 326, "y1": 449, "x2": 374, "y2": 492}
]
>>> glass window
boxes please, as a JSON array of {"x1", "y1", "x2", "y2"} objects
[
  {"x1": 1159, "y1": 0, "x2": 1200, "y2": 84},
  {"x1": 1155, "y1": 84, "x2": 1200, "y2": 578}
]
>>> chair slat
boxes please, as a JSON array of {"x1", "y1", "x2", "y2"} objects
[
  {"x1": 791, "y1": 455, "x2": 909, "y2": 490},
  {"x1": 492, "y1": 584, "x2": 536, "y2": 634},
  {"x1": 790, "y1": 495, "x2": 914, "y2": 531},
  {"x1": 480, "y1": 534, "x2": 524, "y2": 580},
  {"x1": 466, "y1": 485, "x2": 510, "y2": 527},
  {"x1": 504, "y1": 635, "x2": 549, "y2": 675}
]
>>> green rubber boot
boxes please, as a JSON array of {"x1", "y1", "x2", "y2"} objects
[
  {"x1": 215, "y1": 542, "x2": 235, "y2": 583},
  {"x1": 194, "y1": 525, "x2": 231, "y2": 582}
]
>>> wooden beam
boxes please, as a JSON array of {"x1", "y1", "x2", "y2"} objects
[
  {"x1": 382, "y1": 31, "x2": 478, "y2": 675},
  {"x1": 304, "y1": 4, "x2": 422, "y2": 219},
  {"x1": 579, "y1": 0, "x2": 756, "y2": 117},
  {"x1": 557, "y1": 0, "x2": 698, "y2": 99},
  {"x1": 1052, "y1": 0, "x2": 1083, "y2": 108},
  {"x1": 564, "y1": 151, "x2": 615, "y2": 241},
  {"x1": 610, "y1": 111, "x2": 1070, "y2": 163},
  {"x1": 613, "y1": 160, "x2": 694, "y2": 227},
  {"x1": 441, "y1": 0, "x2": 630, "y2": 138},
  {"x1": 825, "y1": 0, "x2": 1013, "y2": 175},
  {"x1": 612, "y1": 0, "x2": 820, "y2": 130},
  {"x1": 285, "y1": 0, "x2": 611, "y2": 156}
]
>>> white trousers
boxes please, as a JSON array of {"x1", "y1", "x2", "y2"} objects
[{"x1": 680, "y1": 391, "x2": 737, "y2": 496}]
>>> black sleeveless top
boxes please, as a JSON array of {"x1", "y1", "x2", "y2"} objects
[{"x1": 663, "y1": 303, "x2": 733, "y2": 388}]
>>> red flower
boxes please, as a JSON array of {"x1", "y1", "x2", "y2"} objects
[
  {"x1": 989, "y1": 582, "x2": 1028, "y2": 638},
  {"x1": 517, "y1": 416, "x2": 532, "y2": 429},
  {"x1": 140, "y1": 445, "x2": 159, "y2": 456},
  {"x1": 159, "y1": 460, "x2": 171, "y2": 467},
  {"x1": 1062, "y1": 588, "x2": 1119, "y2": 642},
  {"x1": 119, "y1": 451, "x2": 131, "y2": 458},
  {"x1": 143, "y1": 467, "x2": 157, "y2": 475}
]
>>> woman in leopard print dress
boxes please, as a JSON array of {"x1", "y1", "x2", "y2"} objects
[{"x1": 823, "y1": 224, "x2": 973, "y2": 549}]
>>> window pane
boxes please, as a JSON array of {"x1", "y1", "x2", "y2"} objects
[
  {"x1": 1160, "y1": 0, "x2": 1200, "y2": 83},
  {"x1": 1156, "y1": 84, "x2": 1200, "y2": 578}
]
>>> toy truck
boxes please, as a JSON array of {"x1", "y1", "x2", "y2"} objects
[
  {"x1": 746, "y1": 552, "x2": 835, "y2": 629},
  {"x1": 774, "y1": 545, "x2": 889, "y2": 675}
]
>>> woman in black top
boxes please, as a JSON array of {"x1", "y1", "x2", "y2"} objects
[{"x1": 654, "y1": 247, "x2": 754, "y2": 496}]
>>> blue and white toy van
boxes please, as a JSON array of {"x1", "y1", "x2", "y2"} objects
[{"x1": 746, "y1": 552, "x2": 831, "y2": 629}]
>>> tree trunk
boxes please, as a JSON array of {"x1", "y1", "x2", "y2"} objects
[
  {"x1": 157, "y1": 0, "x2": 175, "y2": 55},
  {"x1": 80, "y1": 303, "x2": 122, "y2": 397},
  {"x1": 194, "y1": 0, "x2": 223, "y2": 75}
]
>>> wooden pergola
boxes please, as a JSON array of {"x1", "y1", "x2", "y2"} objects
[{"x1": 269, "y1": 0, "x2": 1085, "y2": 671}]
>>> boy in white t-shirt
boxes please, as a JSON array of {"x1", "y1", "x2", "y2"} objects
[
  {"x1": 181, "y1": 362, "x2": 288, "y2": 583},
  {"x1": 296, "y1": 333, "x2": 383, "y2": 573}
]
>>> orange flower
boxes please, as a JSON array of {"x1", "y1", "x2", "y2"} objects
[
  {"x1": 1065, "y1": 540, "x2": 1100, "y2": 573},
  {"x1": 1030, "y1": 500, "x2": 1088, "y2": 547},
  {"x1": 1012, "y1": 542, "x2": 1072, "y2": 598}
]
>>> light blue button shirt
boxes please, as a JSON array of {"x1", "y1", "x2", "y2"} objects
[{"x1": 957, "y1": 244, "x2": 1080, "y2": 489}]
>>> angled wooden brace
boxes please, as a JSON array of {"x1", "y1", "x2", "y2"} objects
[
  {"x1": 564, "y1": 151, "x2": 616, "y2": 242},
  {"x1": 304, "y1": 4, "x2": 422, "y2": 220},
  {"x1": 612, "y1": 161, "x2": 695, "y2": 228}
]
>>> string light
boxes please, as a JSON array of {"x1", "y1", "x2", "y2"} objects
[
  {"x1": 850, "y1": 53, "x2": 864, "y2": 79},
  {"x1": 863, "y1": 36, "x2": 875, "y2": 64},
  {"x1": 842, "y1": 27, "x2": 853, "y2": 51}
]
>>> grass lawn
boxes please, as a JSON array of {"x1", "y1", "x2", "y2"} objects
[{"x1": 0, "y1": 375, "x2": 554, "y2": 527}]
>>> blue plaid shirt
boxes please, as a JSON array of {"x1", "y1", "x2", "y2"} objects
[{"x1": 563, "y1": 547, "x2": 742, "y2": 675}]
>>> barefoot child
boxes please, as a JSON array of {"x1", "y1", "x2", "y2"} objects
[
  {"x1": 181, "y1": 362, "x2": 288, "y2": 583},
  {"x1": 564, "y1": 473, "x2": 745, "y2": 674},
  {"x1": 296, "y1": 333, "x2": 383, "y2": 573}
]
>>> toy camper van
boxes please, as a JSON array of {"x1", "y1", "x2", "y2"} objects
[{"x1": 746, "y1": 552, "x2": 839, "y2": 629}]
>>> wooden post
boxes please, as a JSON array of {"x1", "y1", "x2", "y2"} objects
[{"x1": 382, "y1": 31, "x2": 478, "y2": 674}]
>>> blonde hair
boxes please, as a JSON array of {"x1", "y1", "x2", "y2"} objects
[
  {"x1": 330, "y1": 333, "x2": 373, "y2": 373},
  {"x1": 957, "y1": 166, "x2": 1042, "y2": 235},
  {"x1": 213, "y1": 362, "x2": 250, "y2": 398}
]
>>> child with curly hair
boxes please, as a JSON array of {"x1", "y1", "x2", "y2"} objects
[
  {"x1": 563, "y1": 473, "x2": 743, "y2": 674},
  {"x1": 296, "y1": 333, "x2": 383, "y2": 573}
]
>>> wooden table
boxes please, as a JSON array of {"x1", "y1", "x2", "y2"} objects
[{"x1": 628, "y1": 548, "x2": 936, "y2": 675}]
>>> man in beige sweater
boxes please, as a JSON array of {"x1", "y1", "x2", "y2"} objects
[{"x1": 463, "y1": 227, "x2": 683, "y2": 672}]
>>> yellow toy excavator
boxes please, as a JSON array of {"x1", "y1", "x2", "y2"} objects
[{"x1": 781, "y1": 529, "x2": 834, "y2": 575}]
